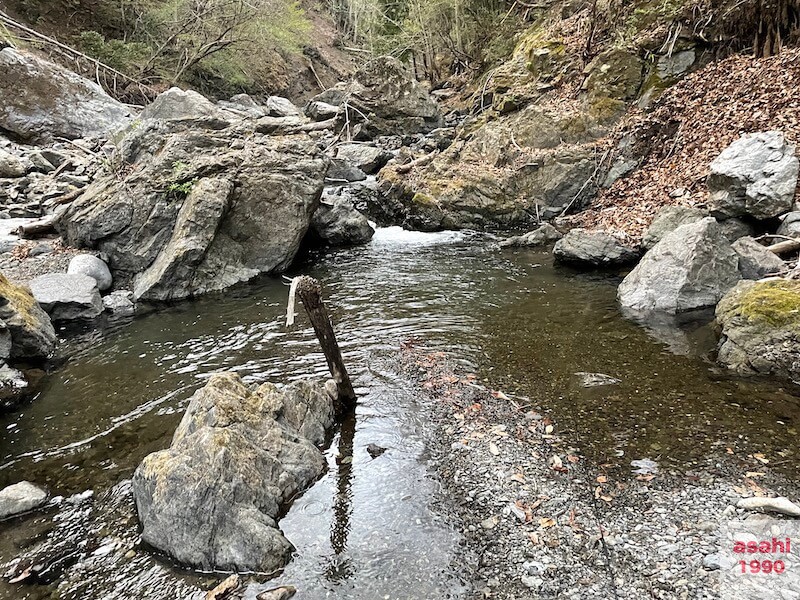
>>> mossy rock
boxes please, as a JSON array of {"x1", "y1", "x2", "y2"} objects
[
  {"x1": 585, "y1": 48, "x2": 645, "y2": 102},
  {"x1": 0, "y1": 273, "x2": 56, "y2": 360},
  {"x1": 718, "y1": 280, "x2": 800, "y2": 329}
]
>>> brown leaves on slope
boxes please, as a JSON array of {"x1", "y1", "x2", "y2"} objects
[{"x1": 572, "y1": 48, "x2": 800, "y2": 240}]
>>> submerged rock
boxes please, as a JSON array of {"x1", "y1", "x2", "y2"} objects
[
  {"x1": 311, "y1": 198, "x2": 375, "y2": 246},
  {"x1": 500, "y1": 223, "x2": 563, "y2": 248},
  {"x1": 731, "y1": 237, "x2": 786, "y2": 280},
  {"x1": 59, "y1": 117, "x2": 328, "y2": 301},
  {"x1": 102, "y1": 290, "x2": 136, "y2": 317},
  {"x1": 30, "y1": 273, "x2": 103, "y2": 322},
  {"x1": 0, "y1": 481, "x2": 47, "y2": 519},
  {"x1": 707, "y1": 131, "x2": 799, "y2": 220},
  {"x1": 618, "y1": 218, "x2": 741, "y2": 313},
  {"x1": 553, "y1": 229, "x2": 638, "y2": 267},
  {"x1": 0, "y1": 47, "x2": 132, "y2": 144},
  {"x1": 132, "y1": 373, "x2": 336, "y2": 573},
  {"x1": 0, "y1": 274, "x2": 56, "y2": 359},
  {"x1": 68, "y1": 254, "x2": 113, "y2": 291},
  {"x1": 716, "y1": 279, "x2": 800, "y2": 380}
]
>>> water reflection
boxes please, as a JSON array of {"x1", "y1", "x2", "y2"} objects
[{"x1": 327, "y1": 409, "x2": 355, "y2": 583}]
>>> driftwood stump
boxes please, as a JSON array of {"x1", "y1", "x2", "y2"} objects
[{"x1": 294, "y1": 276, "x2": 356, "y2": 412}]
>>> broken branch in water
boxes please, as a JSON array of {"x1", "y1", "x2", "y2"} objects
[{"x1": 286, "y1": 275, "x2": 356, "y2": 412}]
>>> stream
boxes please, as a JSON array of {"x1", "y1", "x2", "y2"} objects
[{"x1": 1, "y1": 226, "x2": 799, "y2": 598}]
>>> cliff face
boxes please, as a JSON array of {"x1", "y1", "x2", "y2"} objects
[{"x1": 378, "y1": 0, "x2": 800, "y2": 238}]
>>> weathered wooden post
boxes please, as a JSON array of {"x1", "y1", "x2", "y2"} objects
[{"x1": 289, "y1": 275, "x2": 356, "y2": 412}]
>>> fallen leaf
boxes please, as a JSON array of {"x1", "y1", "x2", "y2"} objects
[
  {"x1": 539, "y1": 517, "x2": 556, "y2": 528},
  {"x1": 753, "y1": 453, "x2": 770, "y2": 464},
  {"x1": 596, "y1": 475, "x2": 608, "y2": 484},
  {"x1": 545, "y1": 424, "x2": 554, "y2": 435},
  {"x1": 567, "y1": 454, "x2": 580, "y2": 463},
  {"x1": 491, "y1": 390, "x2": 510, "y2": 400},
  {"x1": 489, "y1": 443, "x2": 500, "y2": 456},
  {"x1": 509, "y1": 473, "x2": 526, "y2": 483}
]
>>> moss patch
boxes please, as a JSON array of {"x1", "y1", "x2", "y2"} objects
[
  {"x1": 0, "y1": 273, "x2": 39, "y2": 328},
  {"x1": 731, "y1": 280, "x2": 800, "y2": 328}
]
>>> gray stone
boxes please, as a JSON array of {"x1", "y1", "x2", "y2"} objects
[
  {"x1": 305, "y1": 101, "x2": 340, "y2": 121},
  {"x1": 0, "y1": 149, "x2": 26, "y2": 178},
  {"x1": 718, "y1": 217, "x2": 755, "y2": 242},
  {"x1": 132, "y1": 372, "x2": 336, "y2": 572},
  {"x1": 731, "y1": 237, "x2": 786, "y2": 280},
  {"x1": 68, "y1": 254, "x2": 113, "y2": 291},
  {"x1": 0, "y1": 47, "x2": 132, "y2": 144},
  {"x1": 311, "y1": 198, "x2": 375, "y2": 246},
  {"x1": 265, "y1": 96, "x2": 300, "y2": 118},
  {"x1": 708, "y1": 131, "x2": 799, "y2": 220},
  {"x1": 0, "y1": 481, "x2": 47, "y2": 519},
  {"x1": 553, "y1": 229, "x2": 639, "y2": 267},
  {"x1": 29, "y1": 273, "x2": 103, "y2": 321},
  {"x1": 777, "y1": 211, "x2": 800, "y2": 238},
  {"x1": 657, "y1": 49, "x2": 696, "y2": 78},
  {"x1": 0, "y1": 362, "x2": 28, "y2": 407},
  {"x1": 102, "y1": 290, "x2": 135, "y2": 317},
  {"x1": 0, "y1": 321, "x2": 11, "y2": 361},
  {"x1": 335, "y1": 144, "x2": 392, "y2": 175},
  {"x1": 0, "y1": 275, "x2": 56, "y2": 359},
  {"x1": 140, "y1": 87, "x2": 220, "y2": 122},
  {"x1": 59, "y1": 118, "x2": 327, "y2": 302},
  {"x1": 499, "y1": 223, "x2": 563, "y2": 248},
  {"x1": 642, "y1": 206, "x2": 706, "y2": 249},
  {"x1": 716, "y1": 280, "x2": 800, "y2": 380},
  {"x1": 619, "y1": 218, "x2": 741, "y2": 314},
  {"x1": 327, "y1": 159, "x2": 367, "y2": 182}
]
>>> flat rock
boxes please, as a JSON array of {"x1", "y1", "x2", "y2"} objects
[
  {"x1": 0, "y1": 481, "x2": 48, "y2": 519},
  {"x1": 553, "y1": 229, "x2": 639, "y2": 267},
  {"x1": 619, "y1": 217, "x2": 741, "y2": 314},
  {"x1": 708, "y1": 131, "x2": 799, "y2": 220},
  {"x1": 68, "y1": 254, "x2": 112, "y2": 291},
  {"x1": 29, "y1": 273, "x2": 103, "y2": 322}
]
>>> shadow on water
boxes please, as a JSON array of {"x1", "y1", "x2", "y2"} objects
[{"x1": 1, "y1": 227, "x2": 800, "y2": 598}]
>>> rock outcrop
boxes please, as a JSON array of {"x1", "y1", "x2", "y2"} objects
[
  {"x1": 707, "y1": 131, "x2": 799, "y2": 220},
  {"x1": 618, "y1": 218, "x2": 741, "y2": 313},
  {"x1": 311, "y1": 56, "x2": 442, "y2": 138},
  {"x1": 59, "y1": 110, "x2": 328, "y2": 301},
  {"x1": 716, "y1": 280, "x2": 800, "y2": 380},
  {"x1": 553, "y1": 229, "x2": 638, "y2": 267},
  {"x1": 132, "y1": 373, "x2": 336, "y2": 573},
  {"x1": 0, "y1": 47, "x2": 133, "y2": 144},
  {"x1": 0, "y1": 274, "x2": 56, "y2": 359},
  {"x1": 310, "y1": 198, "x2": 375, "y2": 246},
  {"x1": 29, "y1": 273, "x2": 103, "y2": 322}
]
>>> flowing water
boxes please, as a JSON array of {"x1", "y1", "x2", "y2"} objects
[{"x1": 1, "y1": 227, "x2": 799, "y2": 598}]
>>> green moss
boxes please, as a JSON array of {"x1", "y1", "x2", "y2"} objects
[
  {"x1": 0, "y1": 273, "x2": 39, "y2": 328},
  {"x1": 733, "y1": 280, "x2": 800, "y2": 328},
  {"x1": 412, "y1": 192, "x2": 437, "y2": 206},
  {"x1": 588, "y1": 96, "x2": 626, "y2": 121}
]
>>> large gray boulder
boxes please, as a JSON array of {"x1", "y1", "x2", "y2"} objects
[
  {"x1": 140, "y1": 87, "x2": 220, "y2": 122},
  {"x1": 642, "y1": 206, "x2": 706, "y2": 249},
  {"x1": 311, "y1": 198, "x2": 375, "y2": 246},
  {"x1": 731, "y1": 237, "x2": 786, "y2": 280},
  {"x1": 335, "y1": 144, "x2": 392, "y2": 175},
  {"x1": 500, "y1": 223, "x2": 563, "y2": 248},
  {"x1": 553, "y1": 229, "x2": 638, "y2": 267},
  {"x1": 132, "y1": 372, "x2": 336, "y2": 572},
  {"x1": 618, "y1": 217, "x2": 741, "y2": 313},
  {"x1": 59, "y1": 118, "x2": 328, "y2": 301},
  {"x1": 707, "y1": 131, "x2": 799, "y2": 220},
  {"x1": 716, "y1": 280, "x2": 800, "y2": 380},
  {"x1": 0, "y1": 274, "x2": 56, "y2": 359},
  {"x1": 313, "y1": 57, "x2": 442, "y2": 137},
  {"x1": 29, "y1": 273, "x2": 103, "y2": 321},
  {"x1": 68, "y1": 254, "x2": 112, "y2": 291},
  {"x1": 0, "y1": 47, "x2": 133, "y2": 144},
  {"x1": 0, "y1": 481, "x2": 48, "y2": 519}
]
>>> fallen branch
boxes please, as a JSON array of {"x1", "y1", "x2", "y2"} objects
[
  {"x1": 15, "y1": 213, "x2": 60, "y2": 238},
  {"x1": 396, "y1": 150, "x2": 440, "y2": 174},
  {"x1": 768, "y1": 238, "x2": 800, "y2": 255}
]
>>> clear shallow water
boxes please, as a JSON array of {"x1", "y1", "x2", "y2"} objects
[{"x1": 1, "y1": 226, "x2": 799, "y2": 598}]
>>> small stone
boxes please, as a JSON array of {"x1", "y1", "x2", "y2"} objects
[
  {"x1": 0, "y1": 481, "x2": 48, "y2": 519},
  {"x1": 702, "y1": 553, "x2": 721, "y2": 571},
  {"x1": 68, "y1": 254, "x2": 112, "y2": 291}
]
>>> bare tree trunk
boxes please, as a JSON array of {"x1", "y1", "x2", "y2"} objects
[{"x1": 295, "y1": 276, "x2": 357, "y2": 412}]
